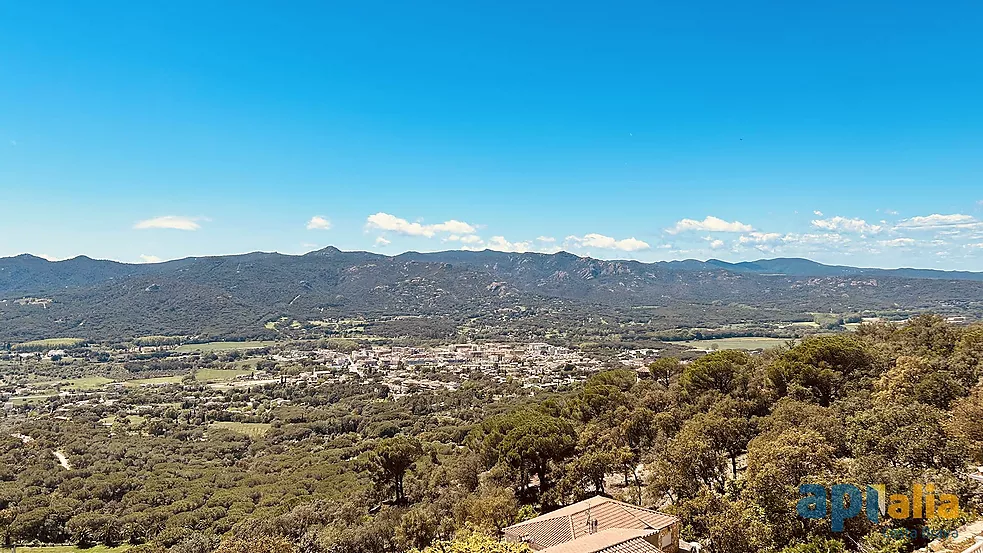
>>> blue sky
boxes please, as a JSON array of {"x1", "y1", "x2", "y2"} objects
[{"x1": 2, "y1": 1, "x2": 983, "y2": 269}]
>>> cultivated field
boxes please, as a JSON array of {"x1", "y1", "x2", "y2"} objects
[
  {"x1": 211, "y1": 421, "x2": 272, "y2": 437},
  {"x1": 11, "y1": 394, "x2": 58, "y2": 405},
  {"x1": 684, "y1": 337, "x2": 794, "y2": 351},
  {"x1": 194, "y1": 368, "x2": 255, "y2": 382},
  {"x1": 174, "y1": 340, "x2": 275, "y2": 353},
  {"x1": 11, "y1": 338, "x2": 86, "y2": 351},
  {"x1": 60, "y1": 376, "x2": 114, "y2": 390},
  {"x1": 123, "y1": 375, "x2": 186, "y2": 386},
  {"x1": 98, "y1": 414, "x2": 147, "y2": 426}
]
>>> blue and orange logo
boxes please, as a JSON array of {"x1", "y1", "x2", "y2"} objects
[{"x1": 797, "y1": 483, "x2": 960, "y2": 532}]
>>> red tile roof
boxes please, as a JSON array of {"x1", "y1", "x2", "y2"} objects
[
  {"x1": 503, "y1": 495, "x2": 679, "y2": 551},
  {"x1": 538, "y1": 529, "x2": 661, "y2": 553}
]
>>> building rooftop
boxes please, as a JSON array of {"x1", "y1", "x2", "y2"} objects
[
  {"x1": 538, "y1": 529, "x2": 661, "y2": 553},
  {"x1": 503, "y1": 495, "x2": 679, "y2": 551}
]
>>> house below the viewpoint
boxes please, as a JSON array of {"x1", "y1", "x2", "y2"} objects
[{"x1": 502, "y1": 495, "x2": 700, "y2": 553}]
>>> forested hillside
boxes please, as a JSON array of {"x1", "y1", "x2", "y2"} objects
[
  {"x1": 3, "y1": 249, "x2": 983, "y2": 342},
  {"x1": 1, "y1": 314, "x2": 981, "y2": 553}
]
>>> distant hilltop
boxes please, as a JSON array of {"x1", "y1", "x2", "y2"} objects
[{"x1": 1, "y1": 247, "x2": 982, "y2": 342}]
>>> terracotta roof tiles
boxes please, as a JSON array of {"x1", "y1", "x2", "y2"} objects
[{"x1": 503, "y1": 495, "x2": 679, "y2": 552}]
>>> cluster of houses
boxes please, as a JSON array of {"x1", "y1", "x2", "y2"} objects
[{"x1": 268, "y1": 342, "x2": 607, "y2": 394}]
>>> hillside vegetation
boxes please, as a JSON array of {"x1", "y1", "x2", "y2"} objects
[
  {"x1": 2, "y1": 249, "x2": 983, "y2": 342},
  {"x1": 0, "y1": 314, "x2": 981, "y2": 553}
]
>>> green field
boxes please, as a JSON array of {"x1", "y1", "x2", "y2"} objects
[
  {"x1": 194, "y1": 368, "x2": 254, "y2": 382},
  {"x1": 684, "y1": 337, "x2": 794, "y2": 351},
  {"x1": 174, "y1": 340, "x2": 275, "y2": 352},
  {"x1": 11, "y1": 338, "x2": 86, "y2": 352},
  {"x1": 133, "y1": 335, "x2": 187, "y2": 346},
  {"x1": 16, "y1": 376, "x2": 113, "y2": 392},
  {"x1": 11, "y1": 394, "x2": 58, "y2": 406},
  {"x1": 211, "y1": 421, "x2": 272, "y2": 437},
  {"x1": 2, "y1": 545, "x2": 130, "y2": 553},
  {"x1": 61, "y1": 376, "x2": 114, "y2": 390},
  {"x1": 98, "y1": 414, "x2": 147, "y2": 426},
  {"x1": 123, "y1": 375, "x2": 186, "y2": 387}
]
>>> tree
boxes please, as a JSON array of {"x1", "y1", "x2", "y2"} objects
[
  {"x1": 951, "y1": 325, "x2": 983, "y2": 384},
  {"x1": 561, "y1": 424, "x2": 624, "y2": 498},
  {"x1": 648, "y1": 357, "x2": 683, "y2": 387},
  {"x1": 947, "y1": 384, "x2": 983, "y2": 463},
  {"x1": 455, "y1": 486, "x2": 521, "y2": 535},
  {"x1": 397, "y1": 503, "x2": 454, "y2": 550},
  {"x1": 213, "y1": 533, "x2": 295, "y2": 553},
  {"x1": 572, "y1": 370, "x2": 634, "y2": 424},
  {"x1": 66, "y1": 512, "x2": 124, "y2": 547},
  {"x1": 874, "y1": 355, "x2": 965, "y2": 409},
  {"x1": 409, "y1": 528, "x2": 530, "y2": 553},
  {"x1": 768, "y1": 335, "x2": 877, "y2": 406},
  {"x1": 0, "y1": 508, "x2": 14, "y2": 547},
  {"x1": 743, "y1": 427, "x2": 840, "y2": 546},
  {"x1": 757, "y1": 399, "x2": 847, "y2": 456},
  {"x1": 682, "y1": 350, "x2": 754, "y2": 397},
  {"x1": 362, "y1": 436, "x2": 424, "y2": 504},
  {"x1": 705, "y1": 398, "x2": 756, "y2": 477},
  {"x1": 849, "y1": 403, "x2": 967, "y2": 472},
  {"x1": 858, "y1": 531, "x2": 910, "y2": 553},
  {"x1": 648, "y1": 415, "x2": 729, "y2": 502},
  {"x1": 780, "y1": 537, "x2": 846, "y2": 553},
  {"x1": 672, "y1": 489, "x2": 771, "y2": 553},
  {"x1": 617, "y1": 406, "x2": 660, "y2": 453},
  {"x1": 895, "y1": 313, "x2": 959, "y2": 356},
  {"x1": 471, "y1": 411, "x2": 576, "y2": 499}
]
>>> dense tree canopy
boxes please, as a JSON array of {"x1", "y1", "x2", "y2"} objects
[{"x1": 1, "y1": 316, "x2": 981, "y2": 553}]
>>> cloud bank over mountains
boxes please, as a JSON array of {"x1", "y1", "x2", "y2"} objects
[{"x1": 93, "y1": 206, "x2": 983, "y2": 269}]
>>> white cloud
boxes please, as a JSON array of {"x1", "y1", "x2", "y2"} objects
[
  {"x1": 566, "y1": 233, "x2": 651, "y2": 251},
  {"x1": 36, "y1": 253, "x2": 61, "y2": 261},
  {"x1": 536, "y1": 236, "x2": 556, "y2": 243},
  {"x1": 374, "y1": 236, "x2": 391, "y2": 246},
  {"x1": 781, "y1": 232, "x2": 851, "y2": 246},
  {"x1": 139, "y1": 254, "x2": 163, "y2": 263},
  {"x1": 813, "y1": 210, "x2": 823, "y2": 216},
  {"x1": 365, "y1": 212, "x2": 476, "y2": 237},
  {"x1": 306, "y1": 216, "x2": 332, "y2": 230},
  {"x1": 445, "y1": 234, "x2": 484, "y2": 245},
  {"x1": 134, "y1": 215, "x2": 203, "y2": 231},
  {"x1": 431, "y1": 220, "x2": 476, "y2": 234},
  {"x1": 811, "y1": 216, "x2": 882, "y2": 234},
  {"x1": 884, "y1": 209, "x2": 899, "y2": 215},
  {"x1": 667, "y1": 216, "x2": 753, "y2": 234},
  {"x1": 879, "y1": 238, "x2": 916, "y2": 247},
  {"x1": 452, "y1": 235, "x2": 563, "y2": 254},
  {"x1": 896, "y1": 213, "x2": 979, "y2": 230},
  {"x1": 487, "y1": 236, "x2": 533, "y2": 253},
  {"x1": 701, "y1": 235, "x2": 727, "y2": 249},
  {"x1": 738, "y1": 232, "x2": 783, "y2": 244}
]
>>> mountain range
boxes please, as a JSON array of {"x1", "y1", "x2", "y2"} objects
[{"x1": 2, "y1": 247, "x2": 982, "y2": 342}]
